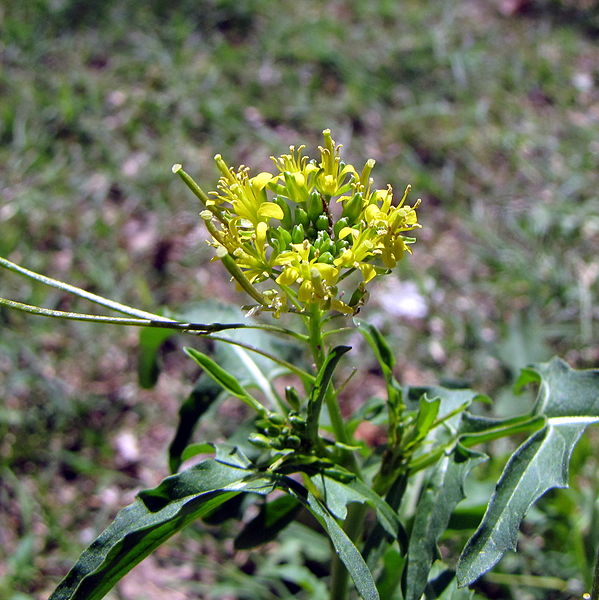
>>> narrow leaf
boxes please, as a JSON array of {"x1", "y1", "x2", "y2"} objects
[
  {"x1": 168, "y1": 376, "x2": 222, "y2": 472},
  {"x1": 306, "y1": 345, "x2": 351, "y2": 442},
  {"x1": 356, "y1": 320, "x2": 395, "y2": 378},
  {"x1": 184, "y1": 347, "x2": 267, "y2": 416},
  {"x1": 404, "y1": 445, "x2": 486, "y2": 600},
  {"x1": 296, "y1": 489, "x2": 379, "y2": 600}
]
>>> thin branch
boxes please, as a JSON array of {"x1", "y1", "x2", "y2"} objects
[
  {"x1": 205, "y1": 334, "x2": 313, "y2": 382},
  {"x1": 0, "y1": 255, "x2": 172, "y2": 321}
]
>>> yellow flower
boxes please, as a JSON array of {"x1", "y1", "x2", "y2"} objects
[
  {"x1": 174, "y1": 129, "x2": 421, "y2": 317},
  {"x1": 212, "y1": 156, "x2": 283, "y2": 227},
  {"x1": 314, "y1": 129, "x2": 358, "y2": 197},
  {"x1": 274, "y1": 241, "x2": 348, "y2": 310}
]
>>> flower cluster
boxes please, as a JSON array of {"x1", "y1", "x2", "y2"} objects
[{"x1": 174, "y1": 130, "x2": 420, "y2": 317}]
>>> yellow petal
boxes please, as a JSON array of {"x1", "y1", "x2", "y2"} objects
[
  {"x1": 251, "y1": 172, "x2": 275, "y2": 191},
  {"x1": 359, "y1": 263, "x2": 377, "y2": 283},
  {"x1": 257, "y1": 202, "x2": 285, "y2": 220},
  {"x1": 298, "y1": 280, "x2": 314, "y2": 302},
  {"x1": 256, "y1": 221, "x2": 268, "y2": 248},
  {"x1": 276, "y1": 267, "x2": 299, "y2": 286},
  {"x1": 338, "y1": 226, "x2": 358, "y2": 240},
  {"x1": 312, "y1": 263, "x2": 338, "y2": 285}
]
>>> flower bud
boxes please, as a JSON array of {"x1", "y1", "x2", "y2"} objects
[
  {"x1": 291, "y1": 224, "x2": 306, "y2": 244},
  {"x1": 248, "y1": 433, "x2": 273, "y2": 448},
  {"x1": 274, "y1": 196, "x2": 293, "y2": 229},
  {"x1": 316, "y1": 214, "x2": 330, "y2": 231},
  {"x1": 342, "y1": 192, "x2": 363, "y2": 223},
  {"x1": 307, "y1": 191, "x2": 322, "y2": 221},
  {"x1": 294, "y1": 207, "x2": 309, "y2": 228},
  {"x1": 285, "y1": 386, "x2": 301, "y2": 411},
  {"x1": 333, "y1": 216, "x2": 350, "y2": 237}
]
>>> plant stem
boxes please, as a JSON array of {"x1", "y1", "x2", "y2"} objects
[
  {"x1": 0, "y1": 255, "x2": 172, "y2": 321},
  {"x1": 306, "y1": 303, "x2": 326, "y2": 368},
  {"x1": 207, "y1": 334, "x2": 314, "y2": 382},
  {"x1": 303, "y1": 306, "x2": 365, "y2": 600}
]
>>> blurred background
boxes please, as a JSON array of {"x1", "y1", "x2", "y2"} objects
[{"x1": 1, "y1": 1, "x2": 598, "y2": 598}]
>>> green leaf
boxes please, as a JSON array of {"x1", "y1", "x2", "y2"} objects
[
  {"x1": 179, "y1": 301, "x2": 301, "y2": 388},
  {"x1": 306, "y1": 345, "x2": 351, "y2": 443},
  {"x1": 180, "y1": 442, "x2": 216, "y2": 463},
  {"x1": 291, "y1": 486, "x2": 379, "y2": 600},
  {"x1": 406, "y1": 386, "x2": 483, "y2": 434},
  {"x1": 375, "y1": 547, "x2": 405, "y2": 599},
  {"x1": 403, "y1": 445, "x2": 486, "y2": 600},
  {"x1": 168, "y1": 376, "x2": 222, "y2": 472},
  {"x1": 457, "y1": 358, "x2": 599, "y2": 587},
  {"x1": 356, "y1": 319, "x2": 395, "y2": 378},
  {"x1": 313, "y1": 474, "x2": 401, "y2": 540},
  {"x1": 138, "y1": 326, "x2": 175, "y2": 388},
  {"x1": 139, "y1": 300, "x2": 303, "y2": 471},
  {"x1": 426, "y1": 571, "x2": 474, "y2": 599},
  {"x1": 234, "y1": 494, "x2": 302, "y2": 549},
  {"x1": 50, "y1": 459, "x2": 276, "y2": 600},
  {"x1": 184, "y1": 347, "x2": 267, "y2": 416}
]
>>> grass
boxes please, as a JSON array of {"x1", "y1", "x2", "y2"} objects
[{"x1": 1, "y1": 0, "x2": 598, "y2": 598}]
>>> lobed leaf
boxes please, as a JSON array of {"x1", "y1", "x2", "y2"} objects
[{"x1": 457, "y1": 358, "x2": 599, "y2": 587}]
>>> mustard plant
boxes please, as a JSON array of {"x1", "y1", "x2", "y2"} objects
[{"x1": 1, "y1": 131, "x2": 598, "y2": 600}]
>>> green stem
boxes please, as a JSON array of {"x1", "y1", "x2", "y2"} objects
[
  {"x1": 0, "y1": 296, "x2": 309, "y2": 343},
  {"x1": 306, "y1": 303, "x2": 325, "y2": 368},
  {"x1": 207, "y1": 334, "x2": 314, "y2": 382},
  {"x1": 0, "y1": 255, "x2": 170, "y2": 321},
  {"x1": 303, "y1": 306, "x2": 363, "y2": 600}
]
